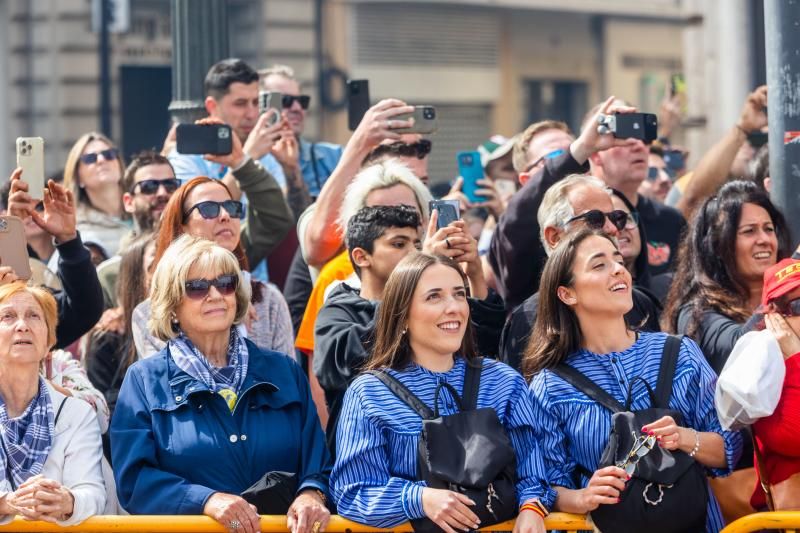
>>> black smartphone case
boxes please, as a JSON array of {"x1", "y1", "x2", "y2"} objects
[
  {"x1": 176, "y1": 124, "x2": 233, "y2": 155},
  {"x1": 347, "y1": 80, "x2": 370, "y2": 131}
]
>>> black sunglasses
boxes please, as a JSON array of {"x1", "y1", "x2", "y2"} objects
[
  {"x1": 79, "y1": 148, "x2": 119, "y2": 165},
  {"x1": 182, "y1": 200, "x2": 244, "y2": 223},
  {"x1": 281, "y1": 94, "x2": 311, "y2": 110},
  {"x1": 133, "y1": 178, "x2": 181, "y2": 195},
  {"x1": 185, "y1": 274, "x2": 238, "y2": 300},
  {"x1": 779, "y1": 297, "x2": 800, "y2": 318},
  {"x1": 566, "y1": 209, "x2": 629, "y2": 232}
]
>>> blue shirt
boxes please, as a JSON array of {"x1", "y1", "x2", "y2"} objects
[
  {"x1": 168, "y1": 151, "x2": 287, "y2": 187},
  {"x1": 528, "y1": 332, "x2": 742, "y2": 533},
  {"x1": 299, "y1": 139, "x2": 342, "y2": 197},
  {"x1": 331, "y1": 357, "x2": 552, "y2": 528},
  {"x1": 110, "y1": 339, "x2": 331, "y2": 514}
]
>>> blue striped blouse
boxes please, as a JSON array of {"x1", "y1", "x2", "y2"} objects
[
  {"x1": 331, "y1": 356, "x2": 552, "y2": 528},
  {"x1": 528, "y1": 332, "x2": 743, "y2": 533}
]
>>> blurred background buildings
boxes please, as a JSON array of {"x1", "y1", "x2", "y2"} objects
[{"x1": 0, "y1": 0, "x2": 767, "y2": 185}]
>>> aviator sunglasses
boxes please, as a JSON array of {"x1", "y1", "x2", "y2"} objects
[
  {"x1": 182, "y1": 200, "x2": 244, "y2": 223},
  {"x1": 282, "y1": 94, "x2": 311, "y2": 110},
  {"x1": 133, "y1": 178, "x2": 181, "y2": 195},
  {"x1": 566, "y1": 209, "x2": 629, "y2": 232},
  {"x1": 185, "y1": 274, "x2": 239, "y2": 300},
  {"x1": 617, "y1": 433, "x2": 657, "y2": 476},
  {"x1": 79, "y1": 148, "x2": 119, "y2": 165}
]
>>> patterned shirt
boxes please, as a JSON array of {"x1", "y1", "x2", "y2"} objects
[
  {"x1": 528, "y1": 332, "x2": 742, "y2": 533},
  {"x1": 331, "y1": 357, "x2": 552, "y2": 528}
]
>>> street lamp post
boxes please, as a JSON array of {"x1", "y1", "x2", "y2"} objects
[
  {"x1": 764, "y1": 0, "x2": 800, "y2": 242},
  {"x1": 168, "y1": 0, "x2": 229, "y2": 124}
]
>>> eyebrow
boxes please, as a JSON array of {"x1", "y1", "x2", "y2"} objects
[{"x1": 587, "y1": 250, "x2": 623, "y2": 262}]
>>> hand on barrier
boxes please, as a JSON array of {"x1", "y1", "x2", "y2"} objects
[
  {"x1": 203, "y1": 492, "x2": 261, "y2": 533},
  {"x1": 2, "y1": 474, "x2": 75, "y2": 523},
  {"x1": 421, "y1": 487, "x2": 481, "y2": 533},
  {"x1": 512, "y1": 507, "x2": 546, "y2": 533},
  {"x1": 287, "y1": 489, "x2": 330, "y2": 533}
]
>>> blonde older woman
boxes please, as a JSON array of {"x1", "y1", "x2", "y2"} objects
[
  {"x1": 111, "y1": 235, "x2": 330, "y2": 533},
  {"x1": 0, "y1": 282, "x2": 106, "y2": 525}
]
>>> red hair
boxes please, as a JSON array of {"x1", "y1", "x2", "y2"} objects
[{"x1": 152, "y1": 177, "x2": 249, "y2": 272}]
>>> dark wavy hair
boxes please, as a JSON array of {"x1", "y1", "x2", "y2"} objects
[{"x1": 662, "y1": 180, "x2": 791, "y2": 336}]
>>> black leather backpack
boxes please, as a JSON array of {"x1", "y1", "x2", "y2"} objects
[
  {"x1": 368, "y1": 358, "x2": 517, "y2": 533},
  {"x1": 552, "y1": 335, "x2": 708, "y2": 533}
]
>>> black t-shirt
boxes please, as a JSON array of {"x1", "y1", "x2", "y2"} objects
[{"x1": 636, "y1": 194, "x2": 687, "y2": 276}]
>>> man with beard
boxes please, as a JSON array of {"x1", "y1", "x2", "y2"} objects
[{"x1": 96, "y1": 151, "x2": 179, "y2": 307}]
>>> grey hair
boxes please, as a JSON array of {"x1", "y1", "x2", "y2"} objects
[
  {"x1": 338, "y1": 160, "x2": 432, "y2": 235},
  {"x1": 538, "y1": 174, "x2": 610, "y2": 255},
  {"x1": 259, "y1": 64, "x2": 296, "y2": 84}
]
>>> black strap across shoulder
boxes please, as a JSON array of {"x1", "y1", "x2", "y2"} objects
[
  {"x1": 553, "y1": 335, "x2": 684, "y2": 413},
  {"x1": 366, "y1": 358, "x2": 483, "y2": 419},
  {"x1": 54, "y1": 396, "x2": 68, "y2": 427}
]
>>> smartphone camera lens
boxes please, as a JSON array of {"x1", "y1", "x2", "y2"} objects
[
  {"x1": 462, "y1": 154, "x2": 473, "y2": 165},
  {"x1": 423, "y1": 107, "x2": 435, "y2": 120}
]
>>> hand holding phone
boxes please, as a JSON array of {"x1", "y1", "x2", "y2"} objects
[
  {"x1": 16, "y1": 137, "x2": 45, "y2": 200},
  {"x1": 259, "y1": 91, "x2": 283, "y2": 127},
  {"x1": 392, "y1": 106, "x2": 438, "y2": 134},
  {"x1": 0, "y1": 216, "x2": 32, "y2": 281},
  {"x1": 597, "y1": 113, "x2": 658, "y2": 143},
  {"x1": 456, "y1": 151, "x2": 485, "y2": 204}
]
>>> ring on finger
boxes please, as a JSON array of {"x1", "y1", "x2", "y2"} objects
[
  {"x1": 312, "y1": 521, "x2": 322, "y2": 533},
  {"x1": 229, "y1": 519, "x2": 241, "y2": 530},
  {"x1": 386, "y1": 119, "x2": 393, "y2": 129}
]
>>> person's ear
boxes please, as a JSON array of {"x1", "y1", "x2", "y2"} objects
[
  {"x1": 518, "y1": 172, "x2": 530, "y2": 187},
  {"x1": 351, "y1": 247, "x2": 371, "y2": 271},
  {"x1": 204, "y1": 96, "x2": 217, "y2": 116},
  {"x1": 764, "y1": 176, "x2": 772, "y2": 193},
  {"x1": 122, "y1": 192, "x2": 135, "y2": 214},
  {"x1": 589, "y1": 152, "x2": 604, "y2": 173},
  {"x1": 543, "y1": 226, "x2": 563, "y2": 251},
  {"x1": 557, "y1": 286, "x2": 577, "y2": 306}
]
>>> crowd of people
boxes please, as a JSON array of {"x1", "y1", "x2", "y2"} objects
[{"x1": 0, "y1": 54, "x2": 797, "y2": 533}]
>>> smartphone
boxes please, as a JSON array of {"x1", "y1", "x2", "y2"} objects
[
  {"x1": 748, "y1": 131, "x2": 768, "y2": 149},
  {"x1": 456, "y1": 151, "x2": 485, "y2": 204},
  {"x1": 605, "y1": 113, "x2": 658, "y2": 143},
  {"x1": 429, "y1": 199, "x2": 460, "y2": 230},
  {"x1": 662, "y1": 149, "x2": 686, "y2": 174},
  {"x1": 16, "y1": 137, "x2": 45, "y2": 200},
  {"x1": 259, "y1": 91, "x2": 283, "y2": 126},
  {"x1": 0, "y1": 216, "x2": 32, "y2": 280},
  {"x1": 176, "y1": 124, "x2": 233, "y2": 155},
  {"x1": 347, "y1": 79, "x2": 370, "y2": 131},
  {"x1": 670, "y1": 73, "x2": 685, "y2": 98},
  {"x1": 393, "y1": 106, "x2": 438, "y2": 134}
]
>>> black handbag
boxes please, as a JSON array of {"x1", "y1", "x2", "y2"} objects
[
  {"x1": 552, "y1": 335, "x2": 708, "y2": 533},
  {"x1": 368, "y1": 358, "x2": 517, "y2": 533},
  {"x1": 241, "y1": 471, "x2": 298, "y2": 514}
]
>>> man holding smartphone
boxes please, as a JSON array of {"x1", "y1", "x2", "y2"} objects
[{"x1": 259, "y1": 64, "x2": 343, "y2": 198}]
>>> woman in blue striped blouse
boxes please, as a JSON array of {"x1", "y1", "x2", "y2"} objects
[
  {"x1": 523, "y1": 229, "x2": 742, "y2": 532},
  {"x1": 330, "y1": 253, "x2": 551, "y2": 533}
]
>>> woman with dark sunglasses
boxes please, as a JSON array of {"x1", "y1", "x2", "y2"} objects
[
  {"x1": 130, "y1": 176, "x2": 294, "y2": 360},
  {"x1": 524, "y1": 228, "x2": 741, "y2": 532},
  {"x1": 63, "y1": 132, "x2": 130, "y2": 257},
  {"x1": 111, "y1": 236, "x2": 330, "y2": 533}
]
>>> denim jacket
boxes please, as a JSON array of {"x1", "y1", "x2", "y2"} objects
[{"x1": 110, "y1": 338, "x2": 330, "y2": 514}]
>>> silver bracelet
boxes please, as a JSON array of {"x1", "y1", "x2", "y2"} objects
[{"x1": 688, "y1": 429, "x2": 700, "y2": 458}]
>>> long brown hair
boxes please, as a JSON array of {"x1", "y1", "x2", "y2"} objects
[
  {"x1": 662, "y1": 180, "x2": 791, "y2": 336},
  {"x1": 63, "y1": 132, "x2": 126, "y2": 208},
  {"x1": 116, "y1": 233, "x2": 155, "y2": 368},
  {"x1": 521, "y1": 229, "x2": 618, "y2": 380},
  {"x1": 365, "y1": 253, "x2": 477, "y2": 371}
]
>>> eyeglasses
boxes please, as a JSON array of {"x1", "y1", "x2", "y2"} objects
[
  {"x1": 133, "y1": 178, "x2": 181, "y2": 195},
  {"x1": 617, "y1": 433, "x2": 657, "y2": 476},
  {"x1": 372, "y1": 140, "x2": 432, "y2": 160},
  {"x1": 623, "y1": 211, "x2": 639, "y2": 230},
  {"x1": 525, "y1": 148, "x2": 566, "y2": 173},
  {"x1": 79, "y1": 148, "x2": 119, "y2": 165},
  {"x1": 182, "y1": 200, "x2": 244, "y2": 223},
  {"x1": 566, "y1": 209, "x2": 629, "y2": 232},
  {"x1": 184, "y1": 274, "x2": 238, "y2": 300},
  {"x1": 779, "y1": 297, "x2": 800, "y2": 317},
  {"x1": 281, "y1": 94, "x2": 311, "y2": 110},
  {"x1": 648, "y1": 166, "x2": 676, "y2": 181}
]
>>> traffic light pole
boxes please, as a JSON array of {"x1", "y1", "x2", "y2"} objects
[
  {"x1": 98, "y1": 0, "x2": 111, "y2": 136},
  {"x1": 168, "y1": 0, "x2": 229, "y2": 124},
  {"x1": 764, "y1": 0, "x2": 800, "y2": 243}
]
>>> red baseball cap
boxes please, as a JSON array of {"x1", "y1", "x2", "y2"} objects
[{"x1": 762, "y1": 258, "x2": 800, "y2": 306}]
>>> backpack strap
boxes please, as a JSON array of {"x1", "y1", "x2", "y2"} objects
[
  {"x1": 552, "y1": 364, "x2": 625, "y2": 413},
  {"x1": 461, "y1": 357, "x2": 483, "y2": 411},
  {"x1": 654, "y1": 335, "x2": 683, "y2": 409},
  {"x1": 53, "y1": 396, "x2": 68, "y2": 427},
  {"x1": 365, "y1": 370, "x2": 434, "y2": 419}
]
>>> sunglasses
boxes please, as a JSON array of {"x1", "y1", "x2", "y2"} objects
[
  {"x1": 184, "y1": 274, "x2": 238, "y2": 300},
  {"x1": 617, "y1": 433, "x2": 657, "y2": 476},
  {"x1": 648, "y1": 166, "x2": 676, "y2": 181},
  {"x1": 566, "y1": 209, "x2": 629, "y2": 232},
  {"x1": 182, "y1": 200, "x2": 244, "y2": 223},
  {"x1": 281, "y1": 94, "x2": 311, "y2": 110},
  {"x1": 133, "y1": 178, "x2": 181, "y2": 195},
  {"x1": 779, "y1": 297, "x2": 800, "y2": 317},
  {"x1": 79, "y1": 148, "x2": 119, "y2": 165},
  {"x1": 525, "y1": 148, "x2": 566, "y2": 173}
]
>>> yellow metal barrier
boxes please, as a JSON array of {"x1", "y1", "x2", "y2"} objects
[
  {"x1": 721, "y1": 511, "x2": 800, "y2": 533},
  {"x1": 0, "y1": 513, "x2": 591, "y2": 532}
]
